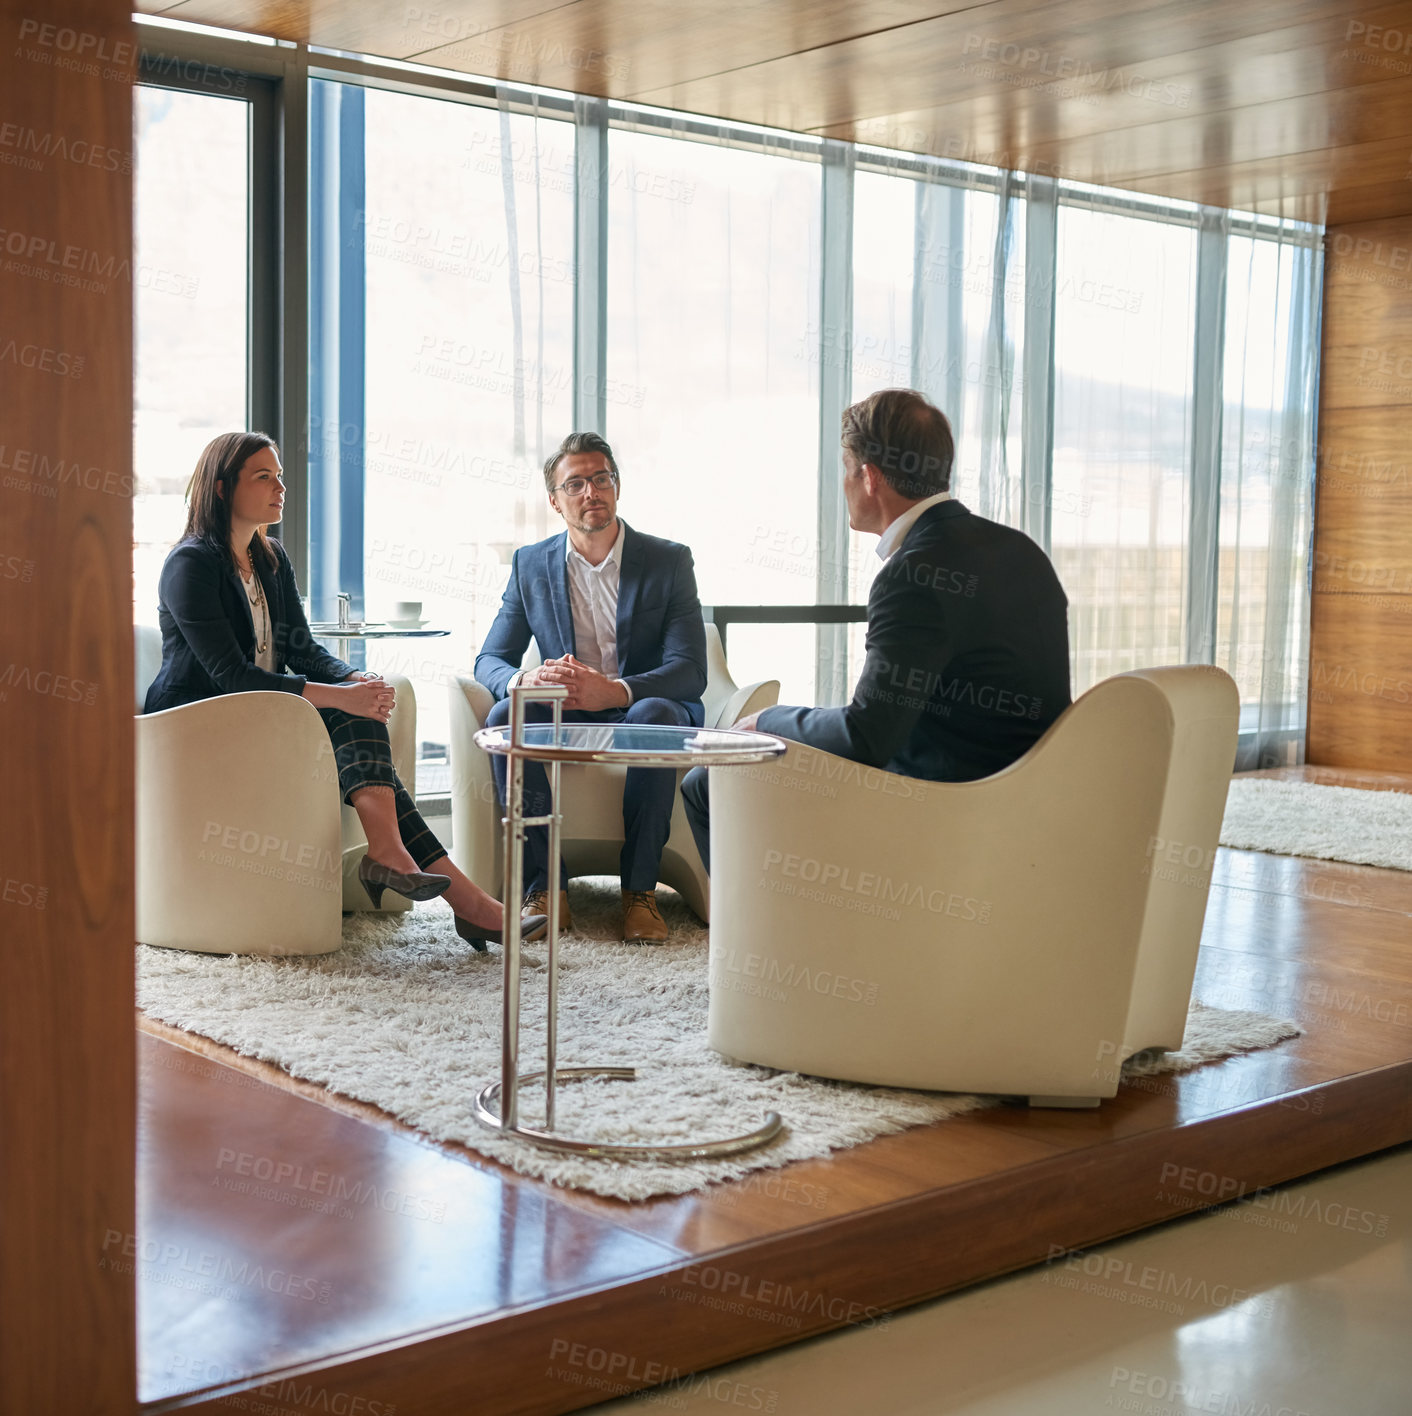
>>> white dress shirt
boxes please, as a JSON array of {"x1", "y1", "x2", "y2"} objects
[
  {"x1": 875, "y1": 490, "x2": 953, "y2": 562},
  {"x1": 515, "y1": 521, "x2": 632, "y2": 704}
]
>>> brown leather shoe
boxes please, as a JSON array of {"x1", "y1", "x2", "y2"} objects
[
  {"x1": 522, "y1": 890, "x2": 571, "y2": 942},
  {"x1": 621, "y1": 889, "x2": 668, "y2": 944}
]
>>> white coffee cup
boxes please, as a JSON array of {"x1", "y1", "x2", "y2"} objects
[{"x1": 391, "y1": 600, "x2": 422, "y2": 625}]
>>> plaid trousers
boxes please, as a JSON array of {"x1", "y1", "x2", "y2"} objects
[{"x1": 317, "y1": 708, "x2": 444, "y2": 870}]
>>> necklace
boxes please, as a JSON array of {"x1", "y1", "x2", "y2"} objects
[{"x1": 238, "y1": 559, "x2": 270, "y2": 655}]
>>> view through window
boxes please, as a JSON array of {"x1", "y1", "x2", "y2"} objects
[
  {"x1": 132, "y1": 84, "x2": 249, "y2": 622},
  {"x1": 134, "y1": 57, "x2": 1319, "y2": 782},
  {"x1": 349, "y1": 86, "x2": 576, "y2": 781},
  {"x1": 605, "y1": 126, "x2": 821, "y2": 707}
]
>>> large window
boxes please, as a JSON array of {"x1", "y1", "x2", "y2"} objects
[
  {"x1": 132, "y1": 83, "x2": 250, "y2": 620},
  {"x1": 847, "y1": 169, "x2": 1020, "y2": 689},
  {"x1": 841, "y1": 161, "x2": 1316, "y2": 759},
  {"x1": 848, "y1": 168, "x2": 917, "y2": 625},
  {"x1": 1050, "y1": 198, "x2": 1197, "y2": 693},
  {"x1": 135, "y1": 30, "x2": 1321, "y2": 795},
  {"x1": 309, "y1": 82, "x2": 576, "y2": 782},
  {"x1": 605, "y1": 124, "x2": 821, "y2": 704},
  {"x1": 1217, "y1": 232, "x2": 1314, "y2": 729}
]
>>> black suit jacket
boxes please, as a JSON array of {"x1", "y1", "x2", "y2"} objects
[
  {"x1": 759, "y1": 500, "x2": 1071, "y2": 782},
  {"x1": 143, "y1": 536, "x2": 353, "y2": 713},
  {"x1": 474, "y1": 520, "x2": 709, "y2": 725}
]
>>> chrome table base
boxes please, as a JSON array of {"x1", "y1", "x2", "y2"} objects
[{"x1": 473, "y1": 1067, "x2": 784, "y2": 1160}]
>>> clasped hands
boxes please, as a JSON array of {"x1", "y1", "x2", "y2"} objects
[
  {"x1": 522, "y1": 654, "x2": 630, "y2": 711},
  {"x1": 341, "y1": 670, "x2": 395, "y2": 723}
]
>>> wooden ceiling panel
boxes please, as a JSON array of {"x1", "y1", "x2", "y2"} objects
[
  {"x1": 1117, "y1": 149, "x2": 1408, "y2": 224},
  {"x1": 1016, "y1": 140, "x2": 1407, "y2": 224},
  {"x1": 818, "y1": 16, "x2": 1412, "y2": 162},
  {"x1": 135, "y1": 0, "x2": 1412, "y2": 224},
  {"x1": 139, "y1": 0, "x2": 584, "y2": 58},
  {"x1": 820, "y1": 86, "x2": 1412, "y2": 207},
  {"x1": 625, "y1": 0, "x2": 1366, "y2": 127},
  {"x1": 408, "y1": 0, "x2": 970, "y2": 93},
  {"x1": 997, "y1": 86, "x2": 1412, "y2": 186}
]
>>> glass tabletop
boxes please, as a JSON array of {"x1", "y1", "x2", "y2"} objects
[
  {"x1": 473, "y1": 721, "x2": 788, "y2": 766},
  {"x1": 308, "y1": 624, "x2": 450, "y2": 638}
]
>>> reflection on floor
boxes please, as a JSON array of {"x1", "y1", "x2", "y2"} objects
[{"x1": 590, "y1": 1144, "x2": 1412, "y2": 1416}]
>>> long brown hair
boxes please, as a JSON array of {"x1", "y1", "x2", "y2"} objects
[{"x1": 183, "y1": 431, "x2": 279, "y2": 571}]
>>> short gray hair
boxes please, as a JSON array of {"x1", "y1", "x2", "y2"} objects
[{"x1": 543, "y1": 431, "x2": 620, "y2": 493}]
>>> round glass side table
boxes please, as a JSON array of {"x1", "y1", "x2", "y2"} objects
[
  {"x1": 473, "y1": 684, "x2": 789, "y2": 1160},
  {"x1": 307, "y1": 622, "x2": 449, "y2": 663}
]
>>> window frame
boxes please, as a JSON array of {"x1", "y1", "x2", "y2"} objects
[{"x1": 136, "y1": 20, "x2": 308, "y2": 575}]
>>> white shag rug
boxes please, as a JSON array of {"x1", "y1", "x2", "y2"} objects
[
  {"x1": 1221, "y1": 780, "x2": 1412, "y2": 872},
  {"x1": 137, "y1": 883, "x2": 1300, "y2": 1201}
]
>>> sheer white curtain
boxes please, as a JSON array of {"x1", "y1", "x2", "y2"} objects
[
  {"x1": 909, "y1": 169, "x2": 1025, "y2": 529},
  {"x1": 351, "y1": 82, "x2": 575, "y2": 769},
  {"x1": 901, "y1": 170, "x2": 1320, "y2": 763},
  {"x1": 1048, "y1": 189, "x2": 1198, "y2": 694},
  {"x1": 604, "y1": 120, "x2": 822, "y2": 703},
  {"x1": 1217, "y1": 224, "x2": 1320, "y2": 768},
  {"x1": 849, "y1": 160, "x2": 1027, "y2": 684},
  {"x1": 335, "y1": 77, "x2": 1321, "y2": 767}
]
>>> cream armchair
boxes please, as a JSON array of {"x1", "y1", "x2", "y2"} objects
[
  {"x1": 134, "y1": 625, "x2": 420, "y2": 954},
  {"x1": 706, "y1": 667, "x2": 1240, "y2": 1107},
  {"x1": 449, "y1": 622, "x2": 779, "y2": 921}
]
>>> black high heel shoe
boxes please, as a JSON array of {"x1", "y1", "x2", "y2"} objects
[
  {"x1": 454, "y1": 913, "x2": 547, "y2": 953},
  {"x1": 359, "y1": 856, "x2": 452, "y2": 907}
]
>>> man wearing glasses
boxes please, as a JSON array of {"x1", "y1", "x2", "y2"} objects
[{"x1": 475, "y1": 432, "x2": 707, "y2": 944}]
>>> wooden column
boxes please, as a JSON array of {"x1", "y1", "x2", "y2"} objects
[
  {"x1": 0, "y1": 2, "x2": 137, "y2": 1410},
  {"x1": 1309, "y1": 217, "x2": 1412, "y2": 771}
]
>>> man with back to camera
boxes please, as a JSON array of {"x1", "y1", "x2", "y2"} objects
[
  {"x1": 680, "y1": 387, "x2": 1072, "y2": 867},
  {"x1": 475, "y1": 431, "x2": 707, "y2": 944}
]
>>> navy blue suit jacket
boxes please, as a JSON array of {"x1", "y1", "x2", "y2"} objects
[
  {"x1": 474, "y1": 520, "x2": 708, "y2": 725},
  {"x1": 144, "y1": 536, "x2": 353, "y2": 713},
  {"x1": 759, "y1": 500, "x2": 1072, "y2": 782}
]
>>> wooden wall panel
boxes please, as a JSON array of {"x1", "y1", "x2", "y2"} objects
[
  {"x1": 1318, "y1": 179, "x2": 1412, "y2": 228},
  {"x1": 1310, "y1": 215, "x2": 1412, "y2": 771},
  {"x1": 1312, "y1": 408, "x2": 1412, "y2": 586},
  {"x1": 1320, "y1": 330, "x2": 1412, "y2": 412},
  {"x1": 1307, "y1": 596, "x2": 1412, "y2": 769},
  {"x1": 0, "y1": 0, "x2": 137, "y2": 1410}
]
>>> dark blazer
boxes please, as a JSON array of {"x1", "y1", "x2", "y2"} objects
[
  {"x1": 143, "y1": 536, "x2": 353, "y2": 713},
  {"x1": 759, "y1": 500, "x2": 1071, "y2": 782},
  {"x1": 474, "y1": 520, "x2": 708, "y2": 725}
]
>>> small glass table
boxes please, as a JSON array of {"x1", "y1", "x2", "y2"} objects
[
  {"x1": 308, "y1": 622, "x2": 448, "y2": 663},
  {"x1": 473, "y1": 685, "x2": 789, "y2": 1159}
]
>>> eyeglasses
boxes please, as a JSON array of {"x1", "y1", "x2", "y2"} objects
[{"x1": 553, "y1": 470, "x2": 618, "y2": 498}]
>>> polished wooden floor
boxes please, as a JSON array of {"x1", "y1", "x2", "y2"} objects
[{"x1": 139, "y1": 766, "x2": 1412, "y2": 1415}]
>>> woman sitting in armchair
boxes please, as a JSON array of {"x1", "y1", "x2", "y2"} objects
[{"x1": 143, "y1": 431, "x2": 532, "y2": 949}]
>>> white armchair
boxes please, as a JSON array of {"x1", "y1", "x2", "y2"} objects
[
  {"x1": 449, "y1": 622, "x2": 779, "y2": 920},
  {"x1": 706, "y1": 667, "x2": 1240, "y2": 1106},
  {"x1": 134, "y1": 625, "x2": 421, "y2": 955}
]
